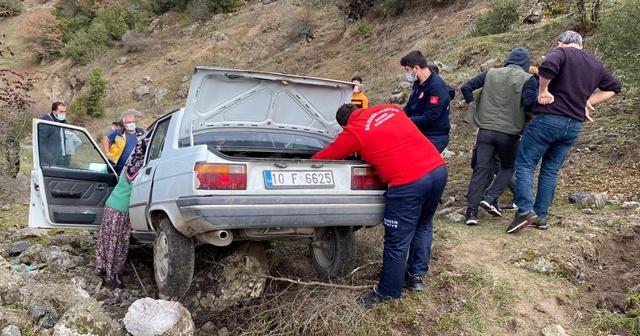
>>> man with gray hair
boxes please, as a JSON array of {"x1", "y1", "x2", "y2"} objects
[
  {"x1": 506, "y1": 31, "x2": 622, "y2": 234},
  {"x1": 102, "y1": 111, "x2": 144, "y2": 175}
]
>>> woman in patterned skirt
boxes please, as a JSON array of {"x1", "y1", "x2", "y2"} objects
[{"x1": 94, "y1": 137, "x2": 148, "y2": 289}]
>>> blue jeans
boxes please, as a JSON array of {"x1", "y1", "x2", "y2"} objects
[
  {"x1": 514, "y1": 114, "x2": 582, "y2": 219},
  {"x1": 426, "y1": 134, "x2": 449, "y2": 154},
  {"x1": 377, "y1": 165, "x2": 448, "y2": 298}
]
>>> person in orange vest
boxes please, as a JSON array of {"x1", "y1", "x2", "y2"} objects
[{"x1": 350, "y1": 76, "x2": 369, "y2": 109}]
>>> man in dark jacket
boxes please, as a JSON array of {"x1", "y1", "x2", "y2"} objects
[
  {"x1": 507, "y1": 31, "x2": 622, "y2": 234},
  {"x1": 39, "y1": 101, "x2": 68, "y2": 166},
  {"x1": 401, "y1": 51, "x2": 452, "y2": 153},
  {"x1": 460, "y1": 48, "x2": 538, "y2": 225},
  {"x1": 312, "y1": 104, "x2": 447, "y2": 308}
]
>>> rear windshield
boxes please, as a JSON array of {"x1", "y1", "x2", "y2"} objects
[{"x1": 181, "y1": 131, "x2": 330, "y2": 152}]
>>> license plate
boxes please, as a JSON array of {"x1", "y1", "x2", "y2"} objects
[{"x1": 264, "y1": 170, "x2": 334, "y2": 189}]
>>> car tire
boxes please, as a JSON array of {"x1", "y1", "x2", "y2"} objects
[
  {"x1": 309, "y1": 226, "x2": 355, "y2": 278},
  {"x1": 154, "y1": 217, "x2": 195, "y2": 299}
]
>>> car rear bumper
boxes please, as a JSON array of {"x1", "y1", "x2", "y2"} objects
[{"x1": 175, "y1": 195, "x2": 385, "y2": 233}]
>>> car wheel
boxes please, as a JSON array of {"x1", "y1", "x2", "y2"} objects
[
  {"x1": 154, "y1": 217, "x2": 195, "y2": 299},
  {"x1": 309, "y1": 226, "x2": 355, "y2": 278}
]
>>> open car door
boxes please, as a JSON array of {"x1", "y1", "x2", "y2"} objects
[{"x1": 29, "y1": 119, "x2": 118, "y2": 229}]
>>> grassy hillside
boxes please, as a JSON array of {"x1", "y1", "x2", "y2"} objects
[{"x1": 1, "y1": 0, "x2": 639, "y2": 335}]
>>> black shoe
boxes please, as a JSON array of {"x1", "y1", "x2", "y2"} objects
[
  {"x1": 480, "y1": 200, "x2": 502, "y2": 217},
  {"x1": 506, "y1": 211, "x2": 538, "y2": 234},
  {"x1": 403, "y1": 273, "x2": 424, "y2": 291},
  {"x1": 106, "y1": 274, "x2": 125, "y2": 289},
  {"x1": 465, "y1": 211, "x2": 478, "y2": 225},
  {"x1": 530, "y1": 217, "x2": 549, "y2": 230},
  {"x1": 357, "y1": 285, "x2": 390, "y2": 309}
]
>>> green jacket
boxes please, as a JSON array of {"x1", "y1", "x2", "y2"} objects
[{"x1": 465, "y1": 65, "x2": 533, "y2": 135}]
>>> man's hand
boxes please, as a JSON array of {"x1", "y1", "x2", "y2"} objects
[
  {"x1": 585, "y1": 100, "x2": 594, "y2": 122},
  {"x1": 538, "y1": 91, "x2": 554, "y2": 105}
]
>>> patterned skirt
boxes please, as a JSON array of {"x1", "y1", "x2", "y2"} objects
[{"x1": 95, "y1": 207, "x2": 131, "y2": 277}]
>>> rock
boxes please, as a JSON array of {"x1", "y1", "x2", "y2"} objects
[
  {"x1": 50, "y1": 234, "x2": 79, "y2": 248},
  {"x1": 581, "y1": 208, "x2": 594, "y2": 214},
  {"x1": 523, "y1": 3, "x2": 543, "y2": 24},
  {"x1": 580, "y1": 192, "x2": 608, "y2": 209},
  {"x1": 116, "y1": 57, "x2": 127, "y2": 65},
  {"x1": 181, "y1": 75, "x2": 190, "y2": 82},
  {"x1": 480, "y1": 58, "x2": 498, "y2": 71},
  {"x1": 53, "y1": 298, "x2": 122, "y2": 336},
  {"x1": 9, "y1": 241, "x2": 28, "y2": 254},
  {"x1": 29, "y1": 305, "x2": 47, "y2": 319},
  {"x1": 622, "y1": 201, "x2": 640, "y2": 209},
  {"x1": 142, "y1": 76, "x2": 152, "y2": 84},
  {"x1": 14, "y1": 227, "x2": 48, "y2": 239},
  {"x1": 568, "y1": 192, "x2": 591, "y2": 204},
  {"x1": 18, "y1": 244, "x2": 44, "y2": 265},
  {"x1": 39, "y1": 314, "x2": 58, "y2": 329},
  {"x1": 0, "y1": 256, "x2": 25, "y2": 305},
  {"x1": 388, "y1": 93, "x2": 406, "y2": 104},
  {"x1": 531, "y1": 258, "x2": 554, "y2": 274},
  {"x1": 262, "y1": 0, "x2": 272, "y2": 4},
  {"x1": 441, "y1": 149, "x2": 455, "y2": 159},
  {"x1": 597, "y1": 292, "x2": 629, "y2": 313},
  {"x1": 252, "y1": 3, "x2": 264, "y2": 10},
  {"x1": 20, "y1": 281, "x2": 90, "y2": 315},
  {"x1": 184, "y1": 242, "x2": 268, "y2": 315},
  {"x1": 1, "y1": 204, "x2": 10, "y2": 211},
  {"x1": 1, "y1": 325, "x2": 21, "y2": 336},
  {"x1": 441, "y1": 196, "x2": 456, "y2": 208},
  {"x1": 506, "y1": 318, "x2": 523, "y2": 332},
  {"x1": 200, "y1": 322, "x2": 215, "y2": 332},
  {"x1": 447, "y1": 212, "x2": 465, "y2": 223},
  {"x1": 133, "y1": 85, "x2": 150, "y2": 101},
  {"x1": 541, "y1": 324, "x2": 568, "y2": 336},
  {"x1": 41, "y1": 246, "x2": 81, "y2": 270},
  {"x1": 217, "y1": 327, "x2": 230, "y2": 336},
  {"x1": 151, "y1": 88, "x2": 168, "y2": 105},
  {"x1": 207, "y1": 31, "x2": 229, "y2": 45},
  {"x1": 123, "y1": 298, "x2": 194, "y2": 336}
]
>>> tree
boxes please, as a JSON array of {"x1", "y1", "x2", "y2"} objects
[
  {"x1": 0, "y1": 32, "x2": 38, "y2": 181},
  {"x1": 18, "y1": 11, "x2": 64, "y2": 63},
  {"x1": 70, "y1": 66, "x2": 108, "y2": 123}
]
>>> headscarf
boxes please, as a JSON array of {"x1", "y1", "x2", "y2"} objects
[{"x1": 124, "y1": 137, "x2": 149, "y2": 183}]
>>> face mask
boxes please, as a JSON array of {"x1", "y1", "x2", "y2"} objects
[
  {"x1": 56, "y1": 114, "x2": 66, "y2": 122},
  {"x1": 405, "y1": 69, "x2": 417, "y2": 82},
  {"x1": 126, "y1": 123, "x2": 136, "y2": 131},
  {"x1": 353, "y1": 86, "x2": 360, "y2": 93}
]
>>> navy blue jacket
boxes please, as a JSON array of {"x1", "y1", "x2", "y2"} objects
[
  {"x1": 39, "y1": 113, "x2": 67, "y2": 166},
  {"x1": 403, "y1": 72, "x2": 451, "y2": 137}
]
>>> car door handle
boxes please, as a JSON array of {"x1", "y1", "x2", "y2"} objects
[{"x1": 145, "y1": 167, "x2": 153, "y2": 175}]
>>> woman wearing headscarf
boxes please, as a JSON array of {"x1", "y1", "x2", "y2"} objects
[{"x1": 94, "y1": 137, "x2": 149, "y2": 289}]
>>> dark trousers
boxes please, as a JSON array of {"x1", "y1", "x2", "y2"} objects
[
  {"x1": 467, "y1": 129, "x2": 519, "y2": 213},
  {"x1": 426, "y1": 134, "x2": 449, "y2": 154},
  {"x1": 471, "y1": 149, "x2": 516, "y2": 197},
  {"x1": 377, "y1": 165, "x2": 448, "y2": 298}
]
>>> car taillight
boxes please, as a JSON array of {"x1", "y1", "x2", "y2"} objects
[
  {"x1": 194, "y1": 163, "x2": 247, "y2": 190},
  {"x1": 351, "y1": 167, "x2": 387, "y2": 190}
]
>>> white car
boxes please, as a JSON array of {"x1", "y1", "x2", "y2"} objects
[{"x1": 29, "y1": 68, "x2": 386, "y2": 298}]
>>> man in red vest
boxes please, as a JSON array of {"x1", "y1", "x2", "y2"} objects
[{"x1": 312, "y1": 104, "x2": 448, "y2": 308}]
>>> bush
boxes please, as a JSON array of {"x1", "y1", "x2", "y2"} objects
[
  {"x1": 335, "y1": 0, "x2": 453, "y2": 19},
  {"x1": 208, "y1": 0, "x2": 241, "y2": 14},
  {"x1": 94, "y1": 3, "x2": 129, "y2": 40},
  {"x1": 592, "y1": 0, "x2": 640, "y2": 91},
  {"x1": 188, "y1": 0, "x2": 210, "y2": 21},
  {"x1": 70, "y1": 66, "x2": 107, "y2": 123},
  {"x1": 471, "y1": 0, "x2": 520, "y2": 37},
  {"x1": 122, "y1": 29, "x2": 148, "y2": 52},
  {"x1": 61, "y1": 21, "x2": 111, "y2": 64},
  {"x1": 18, "y1": 11, "x2": 64, "y2": 63},
  {"x1": 0, "y1": 0, "x2": 23, "y2": 17}
]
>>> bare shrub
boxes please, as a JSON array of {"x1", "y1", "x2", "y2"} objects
[
  {"x1": 18, "y1": 11, "x2": 64, "y2": 63},
  {"x1": 0, "y1": 0, "x2": 23, "y2": 17},
  {"x1": 122, "y1": 29, "x2": 149, "y2": 52},
  {"x1": 188, "y1": 0, "x2": 210, "y2": 21}
]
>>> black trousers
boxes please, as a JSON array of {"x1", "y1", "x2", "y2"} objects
[{"x1": 467, "y1": 129, "x2": 520, "y2": 213}]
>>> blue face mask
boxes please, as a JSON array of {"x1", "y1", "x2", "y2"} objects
[
  {"x1": 405, "y1": 69, "x2": 417, "y2": 82},
  {"x1": 56, "y1": 114, "x2": 66, "y2": 122}
]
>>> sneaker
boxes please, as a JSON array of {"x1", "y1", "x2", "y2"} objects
[
  {"x1": 465, "y1": 212, "x2": 478, "y2": 226},
  {"x1": 480, "y1": 200, "x2": 502, "y2": 217},
  {"x1": 530, "y1": 217, "x2": 549, "y2": 230},
  {"x1": 357, "y1": 285, "x2": 390, "y2": 309},
  {"x1": 501, "y1": 202, "x2": 518, "y2": 211},
  {"x1": 403, "y1": 273, "x2": 424, "y2": 291},
  {"x1": 506, "y1": 211, "x2": 538, "y2": 234}
]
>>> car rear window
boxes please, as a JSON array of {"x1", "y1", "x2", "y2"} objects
[{"x1": 181, "y1": 131, "x2": 330, "y2": 152}]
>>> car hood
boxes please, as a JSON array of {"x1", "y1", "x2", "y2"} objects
[{"x1": 180, "y1": 67, "x2": 356, "y2": 143}]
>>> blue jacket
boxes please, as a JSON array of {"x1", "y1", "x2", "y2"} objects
[{"x1": 403, "y1": 72, "x2": 451, "y2": 137}]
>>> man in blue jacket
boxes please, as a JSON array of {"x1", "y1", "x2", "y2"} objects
[
  {"x1": 460, "y1": 48, "x2": 538, "y2": 226},
  {"x1": 38, "y1": 101, "x2": 68, "y2": 166},
  {"x1": 401, "y1": 51, "x2": 452, "y2": 153}
]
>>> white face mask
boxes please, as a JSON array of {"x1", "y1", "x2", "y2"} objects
[
  {"x1": 353, "y1": 86, "x2": 360, "y2": 93},
  {"x1": 126, "y1": 123, "x2": 136, "y2": 131},
  {"x1": 405, "y1": 69, "x2": 417, "y2": 82}
]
